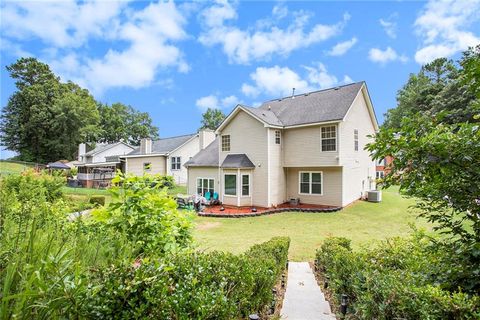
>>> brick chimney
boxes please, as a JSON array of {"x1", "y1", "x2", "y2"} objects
[
  {"x1": 199, "y1": 129, "x2": 215, "y2": 149},
  {"x1": 140, "y1": 138, "x2": 152, "y2": 154}
]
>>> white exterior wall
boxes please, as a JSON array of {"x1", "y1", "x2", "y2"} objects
[
  {"x1": 286, "y1": 167, "x2": 343, "y2": 207},
  {"x1": 269, "y1": 128, "x2": 286, "y2": 206},
  {"x1": 187, "y1": 167, "x2": 220, "y2": 195},
  {"x1": 219, "y1": 111, "x2": 268, "y2": 207},
  {"x1": 167, "y1": 136, "x2": 200, "y2": 186},
  {"x1": 125, "y1": 155, "x2": 166, "y2": 176},
  {"x1": 91, "y1": 144, "x2": 134, "y2": 163},
  {"x1": 339, "y1": 88, "x2": 377, "y2": 206},
  {"x1": 283, "y1": 125, "x2": 340, "y2": 167}
]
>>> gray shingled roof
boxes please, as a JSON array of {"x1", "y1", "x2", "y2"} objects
[
  {"x1": 84, "y1": 142, "x2": 119, "y2": 156},
  {"x1": 242, "y1": 106, "x2": 284, "y2": 126},
  {"x1": 127, "y1": 134, "x2": 195, "y2": 156},
  {"x1": 257, "y1": 82, "x2": 364, "y2": 127},
  {"x1": 220, "y1": 154, "x2": 255, "y2": 168},
  {"x1": 184, "y1": 138, "x2": 219, "y2": 167}
]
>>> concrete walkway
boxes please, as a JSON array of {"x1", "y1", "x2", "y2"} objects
[{"x1": 281, "y1": 262, "x2": 336, "y2": 320}]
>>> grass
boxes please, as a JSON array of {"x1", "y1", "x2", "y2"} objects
[
  {"x1": 0, "y1": 160, "x2": 35, "y2": 176},
  {"x1": 193, "y1": 187, "x2": 432, "y2": 261}
]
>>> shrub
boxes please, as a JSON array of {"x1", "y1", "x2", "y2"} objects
[
  {"x1": 315, "y1": 234, "x2": 480, "y2": 319},
  {"x1": 89, "y1": 195, "x2": 105, "y2": 207},
  {"x1": 84, "y1": 237, "x2": 290, "y2": 319},
  {"x1": 1, "y1": 169, "x2": 64, "y2": 202}
]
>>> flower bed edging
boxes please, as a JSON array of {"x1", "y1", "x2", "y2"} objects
[{"x1": 198, "y1": 206, "x2": 342, "y2": 218}]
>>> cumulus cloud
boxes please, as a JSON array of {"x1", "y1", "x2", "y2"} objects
[
  {"x1": 327, "y1": 37, "x2": 358, "y2": 56},
  {"x1": 379, "y1": 13, "x2": 398, "y2": 39},
  {"x1": 1, "y1": 1, "x2": 189, "y2": 94},
  {"x1": 241, "y1": 64, "x2": 352, "y2": 98},
  {"x1": 414, "y1": 0, "x2": 480, "y2": 64},
  {"x1": 368, "y1": 47, "x2": 408, "y2": 64},
  {"x1": 195, "y1": 94, "x2": 240, "y2": 111},
  {"x1": 199, "y1": 1, "x2": 350, "y2": 64}
]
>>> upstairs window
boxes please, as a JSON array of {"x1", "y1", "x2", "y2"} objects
[
  {"x1": 171, "y1": 156, "x2": 181, "y2": 170},
  {"x1": 275, "y1": 130, "x2": 281, "y2": 144},
  {"x1": 222, "y1": 135, "x2": 230, "y2": 152},
  {"x1": 321, "y1": 126, "x2": 337, "y2": 151},
  {"x1": 354, "y1": 129, "x2": 359, "y2": 151}
]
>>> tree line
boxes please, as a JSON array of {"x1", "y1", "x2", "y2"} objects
[{"x1": 0, "y1": 58, "x2": 160, "y2": 163}]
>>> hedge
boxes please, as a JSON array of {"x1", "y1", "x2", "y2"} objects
[
  {"x1": 315, "y1": 235, "x2": 480, "y2": 319},
  {"x1": 83, "y1": 237, "x2": 290, "y2": 319}
]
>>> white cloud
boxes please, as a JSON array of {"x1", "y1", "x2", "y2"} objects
[
  {"x1": 272, "y1": 4, "x2": 288, "y2": 19},
  {"x1": 1, "y1": 1, "x2": 189, "y2": 95},
  {"x1": 195, "y1": 94, "x2": 240, "y2": 111},
  {"x1": 414, "y1": 0, "x2": 480, "y2": 64},
  {"x1": 199, "y1": 1, "x2": 350, "y2": 64},
  {"x1": 327, "y1": 37, "x2": 358, "y2": 56},
  {"x1": 379, "y1": 14, "x2": 398, "y2": 39},
  {"x1": 241, "y1": 64, "x2": 352, "y2": 98},
  {"x1": 368, "y1": 47, "x2": 408, "y2": 64}
]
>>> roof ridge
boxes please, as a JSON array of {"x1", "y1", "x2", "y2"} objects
[
  {"x1": 153, "y1": 133, "x2": 196, "y2": 142},
  {"x1": 261, "y1": 81, "x2": 364, "y2": 104}
]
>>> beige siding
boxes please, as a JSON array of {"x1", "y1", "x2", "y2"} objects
[
  {"x1": 286, "y1": 167, "x2": 343, "y2": 207},
  {"x1": 219, "y1": 111, "x2": 268, "y2": 207},
  {"x1": 126, "y1": 156, "x2": 166, "y2": 176},
  {"x1": 269, "y1": 128, "x2": 286, "y2": 205},
  {"x1": 187, "y1": 167, "x2": 219, "y2": 195},
  {"x1": 339, "y1": 88, "x2": 377, "y2": 206},
  {"x1": 168, "y1": 136, "x2": 200, "y2": 186},
  {"x1": 283, "y1": 125, "x2": 340, "y2": 167}
]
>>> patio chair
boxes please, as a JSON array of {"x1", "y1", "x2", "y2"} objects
[
  {"x1": 211, "y1": 192, "x2": 220, "y2": 205},
  {"x1": 204, "y1": 191, "x2": 211, "y2": 202}
]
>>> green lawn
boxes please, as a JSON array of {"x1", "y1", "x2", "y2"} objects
[
  {"x1": 193, "y1": 187, "x2": 432, "y2": 261},
  {"x1": 0, "y1": 160, "x2": 35, "y2": 176}
]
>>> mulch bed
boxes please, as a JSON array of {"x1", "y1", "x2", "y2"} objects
[{"x1": 198, "y1": 203, "x2": 341, "y2": 218}]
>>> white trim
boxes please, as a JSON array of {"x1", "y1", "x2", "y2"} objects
[
  {"x1": 120, "y1": 153, "x2": 167, "y2": 159},
  {"x1": 342, "y1": 83, "x2": 379, "y2": 131},
  {"x1": 223, "y1": 173, "x2": 237, "y2": 197},
  {"x1": 237, "y1": 169, "x2": 240, "y2": 206},
  {"x1": 267, "y1": 128, "x2": 271, "y2": 206},
  {"x1": 320, "y1": 125, "x2": 338, "y2": 152},
  {"x1": 282, "y1": 120, "x2": 342, "y2": 129},
  {"x1": 298, "y1": 171, "x2": 323, "y2": 196},
  {"x1": 241, "y1": 173, "x2": 251, "y2": 197},
  {"x1": 196, "y1": 177, "x2": 215, "y2": 196}
]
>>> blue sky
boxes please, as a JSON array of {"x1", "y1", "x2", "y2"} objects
[{"x1": 1, "y1": 0, "x2": 480, "y2": 159}]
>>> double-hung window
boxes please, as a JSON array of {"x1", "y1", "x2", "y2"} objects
[
  {"x1": 222, "y1": 135, "x2": 230, "y2": 151},
  {"x1": 275, "y1": 130, "x2": 281, "y2": 144},
  {"x1": 224, "y1": 174, "x2": 237, "y2": 195},
  {"x1": 197, "y1": 178, "x2": 214, "y2": 196},
  {"x1": 321, "y1": 126, "x2": 337, "y2": 151},
  {"x1": 354, "y1": 129, "x2": 359, "y2": 151},
  {"x1": 171, "y1": 156, "x2": 181, "y2": 170},
  {"x1": 143, "y1": 162, "x2": 151, "y2": 172},
  {"x1": 299, "y1": 171, "x2": 323, "y2": 195},
  {"x1": 242, "y1": 174, "x2": 250, "y2": 196}
]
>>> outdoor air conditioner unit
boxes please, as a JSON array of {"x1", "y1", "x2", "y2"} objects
[{"x1": 367, "y1": 190, "x2": 382, "y2": 203}]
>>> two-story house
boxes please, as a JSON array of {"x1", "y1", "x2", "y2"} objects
[
  {"x1": 185, "y1": 82, "x2": 378, "y2": 208},
  {"x1": 122, "y1": 130, "x2": 215, "y2": 185}
]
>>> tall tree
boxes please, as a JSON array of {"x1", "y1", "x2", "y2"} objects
[
  {"x1": 200, "y1": 108, "x2": 226, "y2": 130},
  {"x1": 97, "y1": 103, "x2": 159, "y2": 145},
  {"x1": 0, "y1": 58, "x2": 100, "y2": 163}
]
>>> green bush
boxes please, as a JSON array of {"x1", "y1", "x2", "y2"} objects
[
  {"x1": 89, "y1": 195, "x2": 105, "y2": 207},
  {"x1": 315, "y1": 234, "x2": 480, "y2": 319},
  {"x1": 84, "y1": 237, "x2": 290, "y2": 319},
  {"x1": 1, "y1": 169, "x2": 64, "y2": 202}
]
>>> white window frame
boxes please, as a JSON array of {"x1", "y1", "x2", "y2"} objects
[
  {"x1": 275, "y1": 130, "x2": 281, "y2": 145},
  {"x1": 354, "y1": 129, "x2": 359, "y2": 152},
  {"x1": 321, "y1": 125, "x2": 337, "y2": 152},
  {"x1": 224, "y1": 174, "x2": 237, "y2": 196},
  {"x1": 143, "y1": 162, "x2": 151, "y2": 172},
  {"x1": 221, "y1": 135, "x2": 230, "y2": 152},
  {"x1": 196, "y1": 177, "x2": 215, "y2": 196},
  {"x1": 298, "y1": 171, "x2": 323, "y2": 195},
  {"x1": 241, "y1": 174, "x2": 250, "y2": 197},
  {"x1": 376, "y1": 171, "x2": 385, "y2": 179},
  {"x1": 171, "y1": 156, "x2": 181, "y2": 170}
]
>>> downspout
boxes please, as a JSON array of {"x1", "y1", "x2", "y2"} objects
[{"x1": 267, "y1": 128, "x2": 271, "y2": 207}]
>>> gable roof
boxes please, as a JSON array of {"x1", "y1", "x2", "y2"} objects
[
  {"x1": 84, "y1": 141, "x2": 133, "y2": 157},
  {"x1": 127, "y1": 134, "x2": 196, "y2": 156},
  {"x1": 221, "y1": 154, "x2": 255, "y2": 169},
  {"x1": 217, "y1": 81, "x2": 374, "y2": 132},
  {"x1": 184, "y1": 138, "x2": 219, "y2": 168}
]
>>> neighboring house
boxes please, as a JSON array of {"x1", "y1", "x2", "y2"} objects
[
  {"x1": 122, "y1": 130, "x2": 215, "y2": 185},
  {"x1": 185, "y1": 82, "x2": 378, "y2": 208},
  {"x1": 76, "y1": 142, "x2": 135, "y2": 188},
  {"x1": 375, "y1": 156, "x2": 393, "y2": 179}
]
